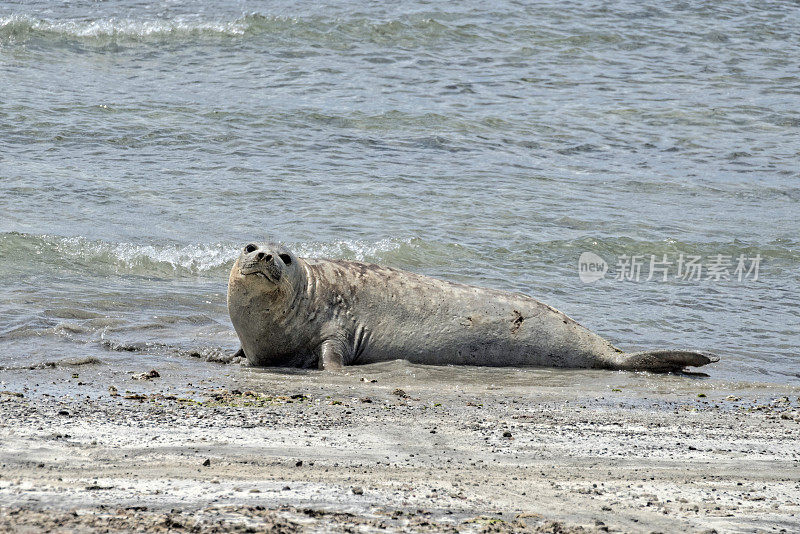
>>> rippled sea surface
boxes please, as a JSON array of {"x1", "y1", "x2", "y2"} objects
[{"x1": 1, "y1": 0, "x2": 798, "y2": 385}]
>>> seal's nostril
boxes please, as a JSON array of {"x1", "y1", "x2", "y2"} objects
[
  {"x1": 244, "y1": 244, "x2": 257, "y2": 254},
  {"x1": 265, "y1": 254, "x2": 273, "y2": 263},
  {"x1": 256, "y1": 252, "x2": 265, "y2": 260}
]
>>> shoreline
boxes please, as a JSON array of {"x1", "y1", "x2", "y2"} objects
[{"x1": 2, "y1": 363, "x2": 799, "y2": 532}]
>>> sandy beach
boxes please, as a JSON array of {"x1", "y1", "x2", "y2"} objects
[{"x1": 1, "y1": 361, "x2": 798, "y2": 533}]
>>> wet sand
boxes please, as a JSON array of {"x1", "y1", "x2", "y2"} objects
[{"x1": 1, "y1": 361, "x2": 799, "y2": 533}]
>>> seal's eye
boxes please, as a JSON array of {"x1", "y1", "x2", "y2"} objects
[
  {"x1": 279, "y1": 253, "x2": 292, "y2": 265},
  {"x1": 244, "y1": 244, "x2": 257, "y2": 254}
]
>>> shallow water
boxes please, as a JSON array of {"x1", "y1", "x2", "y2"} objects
[{"x1": 1, "y1": 0, "x2": 798, "y2": 387}]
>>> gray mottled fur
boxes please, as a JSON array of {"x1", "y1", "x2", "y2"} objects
[{"x1": 228, "y1": 243, "x2": 718, "y2": 372}]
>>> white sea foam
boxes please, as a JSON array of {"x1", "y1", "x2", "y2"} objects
[
  {"x1": 293, "y1": 237, "x2": 415, "y2": 262},
  {"x1": 50, "y1": 236, "x2": 239, "y2": 275},
  {"x1": 29, "y1": 234, "x2": 415, "y2": 276},
  {"x1": 0, "y1": 13, "x2": 459, "y2": 44},
  {"x1": 0, "y1": 14, "x2": 252, "y2": 39}
]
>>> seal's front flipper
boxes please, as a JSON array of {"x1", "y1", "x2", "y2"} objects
[
  {"x1": 617, "y1": 350, "x2": 718, "y2": 372},
  {"x1": 233, "y1": 347, "x2": 245, "y2": 359},
  {"x1": 318, "y1": 339, "x2": 345, "y2": 370}
]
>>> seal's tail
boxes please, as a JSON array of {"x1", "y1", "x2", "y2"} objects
[{"x1": 615, "y1": 350, "x2": 719, "y2": 372}]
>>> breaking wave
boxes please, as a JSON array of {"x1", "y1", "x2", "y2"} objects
[
  {"x1": 0, "y1": 232, "x2": 417, "y2": 278},
  {"x1": 0, "y1": 13, "x2": 476, "y2": 47}
]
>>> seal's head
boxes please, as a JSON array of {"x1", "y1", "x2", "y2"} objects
[
  {"x1": 228, "y1": 242, "x2": 310, "y2": 366},
  {"x1": 232, "y1": 242, "x2": 301, "y2": 294}
]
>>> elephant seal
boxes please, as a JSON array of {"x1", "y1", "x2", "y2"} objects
[{"x1": 227, "y1": 242, "x2": 718, "y2": 372}]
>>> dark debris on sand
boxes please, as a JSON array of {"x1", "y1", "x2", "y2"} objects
[{"x1": 0, "y1": 506, "x2": 592, "y2": 533}]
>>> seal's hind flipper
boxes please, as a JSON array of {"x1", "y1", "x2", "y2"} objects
[{"x1": 617, "y1": 350, "x2": 718, "y2": 372}]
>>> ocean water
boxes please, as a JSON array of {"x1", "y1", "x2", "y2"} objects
[{"x1": 1, "y1": 0, "x2": 798, "y2": 386}]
